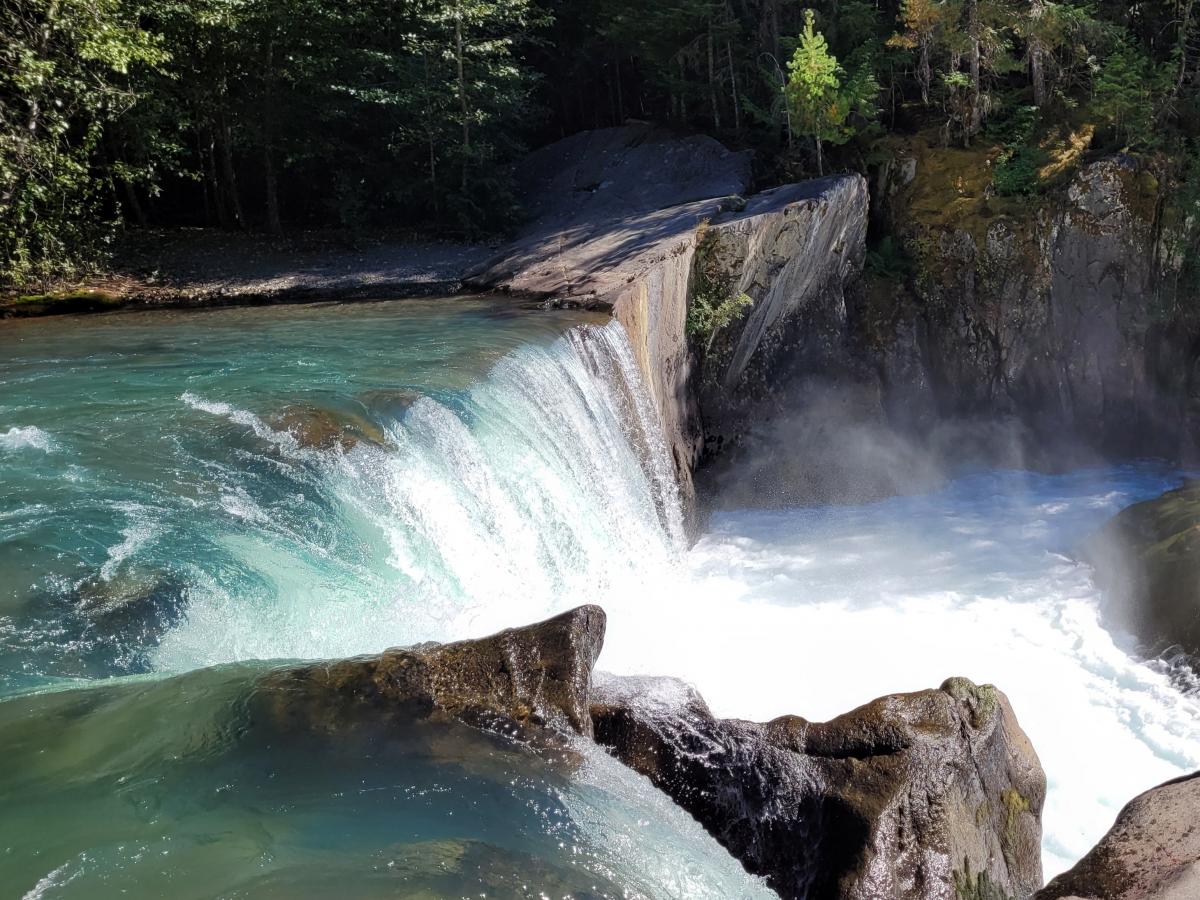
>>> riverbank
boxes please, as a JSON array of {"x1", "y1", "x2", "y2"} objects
[{"x1": 0, "y1": 230, "x2": 493, "y2": 319}]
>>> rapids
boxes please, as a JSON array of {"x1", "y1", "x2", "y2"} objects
[{"x1": 2, "y1": 297, "x2": 1198, "y2": 895}]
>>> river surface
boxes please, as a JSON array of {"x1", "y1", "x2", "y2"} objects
[{"x1": 2, "y1": 298, "x2": 1198, "y2": 897}]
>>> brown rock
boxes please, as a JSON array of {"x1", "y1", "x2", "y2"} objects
[
  {"x1": 1036, "y1": 772, "x2": 1200, "y2": 900},
  {"x1": 1084, "y1": 481, "x2": 1200, "y2": 664},
  {"x1": 591, "y1": 674, "x2": 1045, "y2": 900},
  {"x1": 259, "y1": 605, "x2": 606, "y2": 738},
  {"x1": 268, "y1": 404, "x2": 388, "y2": 452}
]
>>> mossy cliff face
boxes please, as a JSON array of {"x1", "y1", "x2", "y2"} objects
[{"x1": 876, "y1": 138, "x2": 1197, "y2": 464}]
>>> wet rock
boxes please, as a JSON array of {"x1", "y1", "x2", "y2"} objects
[
  {"x1": 259, "y1": 605, "x2": 606, "y2": 738},
  {"x1": 268, "y1": 404, "x2": 388, "y2": 452},
  {"x1": 1035, "y1": 771, "x2": 1200, "y2": 900},
  {"x1": 591, "y1": 673, "x2": 1045, "y2": 900},
  {"x1": 357, "y1": 388, "x2": 421, "y2": 422},
  {"x1": 1083, "y1": 481, "x2": 1200, "y2": 663},
  {"x1": 74, "y1": 567, "x2": 188, "y2": 639}
]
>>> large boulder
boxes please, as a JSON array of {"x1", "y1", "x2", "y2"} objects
[
  {"x1": 591, "y1": 674, "x2": 1045, "y2": 900},
  {"x1": 1083, "y1": 481, "x2": 1200, "y2": 662},
  {"x1": 1036, "y1": 772, "x2": 1200, "y2": 900},
  {"x1": 258, "y1": 605, "x2": 606, "y2": 737}
]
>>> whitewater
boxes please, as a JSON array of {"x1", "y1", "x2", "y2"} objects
[{"x1": 2, "y1": 298, "x2": 1198, "y2": 888}]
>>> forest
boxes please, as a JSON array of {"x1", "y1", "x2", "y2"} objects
[{"x1": 4, "y1": 0, "x2": 1200, "y2": 288}]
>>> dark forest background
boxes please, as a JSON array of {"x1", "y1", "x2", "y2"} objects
[{"x1": 5, "y1": 0, "x2": 1200, "y2": 287}]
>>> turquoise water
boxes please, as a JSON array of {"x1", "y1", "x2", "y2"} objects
[
  {"x1": 3, "y1": 299, "x2": 1199, "y2": 896},
  {"x1": 0, "y1": 299, "x2": 758, "y2": 899}
]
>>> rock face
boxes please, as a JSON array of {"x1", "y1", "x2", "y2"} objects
[
  {"x1": 1036, "y1": 772, "x2": 1200, "y2": 900},
  {"x1": 873, "y1": 144, "x2": 1198, "y2": 465},
  {"x1": 591, "y1": 673, "x2": 1045, "y2": 900},
  {"x1": 259, "y1": 605, "x2": 606, "y2": 737},
  {"x1": 470, "y1": 124, "x2": 869, "y2": 520},
  {"x1": 1083, "y1": 481, "x2": 1200, "y2": 662}
]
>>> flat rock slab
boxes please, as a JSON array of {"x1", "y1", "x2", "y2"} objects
[{"x1": 468, "y1": 124, "x2": 753, "y2": 304}]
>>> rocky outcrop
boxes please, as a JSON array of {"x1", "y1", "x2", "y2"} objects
[
  {"x1": 874, "y1": 143, "x2": 1198, "y2": 464},
  {"x1": 591, "y1": 673, "x2": 1045, "y2": 900},
  {"x1": 1036, "y1": 772, "x2": 1200, "y2": 900},
  {"x1": 258, "y1": 605, "x2": 606, "y2": 737},
  {"x1": 1083, "y1": 481, "x2": 1200, "y2": 662},
  {"x1": 470, "y1": 124, "x2": 870, "y2": 520},
  {"x1": 248, "y1": 604, "x2": 1046, "y2": 899}
]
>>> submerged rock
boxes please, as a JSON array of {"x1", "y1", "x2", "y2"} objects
[
  {"x1": 591, "y1": 673, "x2": 1045, "y2": 900},
  {"x1": 1084, "y1": 481, "x2": 1200, "y2": 662},
  {"x1": 268, "y1": 404, "x2": 388, "y2": 452},
  {"x1": 259, "y1": 605, "x2": 606, "y2": 737},
  {"x1": 1036, "y1": 772, "x2": 1200, "y2": 900}
]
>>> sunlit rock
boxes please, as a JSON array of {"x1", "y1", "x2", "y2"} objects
[
  {"x1": 258, "y1": 605, "x2": 606, "y2": 737},
  {"x1": 1036, "y1": 771, "x2": 1200, "y2": 900},
  {"x1": 591, "y1": 672, "x2": 1045, "y2": 900},
  {"x1": 267, "y1": 404, "x2": 388, "y2": 452}
]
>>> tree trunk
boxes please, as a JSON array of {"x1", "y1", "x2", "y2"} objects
[
  {"x1": 815, "y1": 134, "x2": 824, "y2": 176},
  {"x1": 615, "y1": 56, "x2": 625, "y2": 124},
  {"x1": 708, "y1": 23, "x2": 721, "y2": 130},
  {"x1": 726, "y1": 41, "x2": 741, "y2": 133},
  {"x1": 217, "y1": 117, "x2": 245, "y2": 230},
  {"x1": 263, "y1": 145, "x2": 282, "y2": 235},
  {"x1": 967, "y1": 0, "x2": 982, "y2": 139},
  {"x1": 263, "y1": 39, "x2": 282, "y2": 235},
  {"x1": 919, "y1": 36, "x2": 932, "y2": 106},
  {"x1": 455, "y1": 4, "x2": 470, "y2": 192},
  {"x1": 1174, "y1": 0, "x2": 1197, "y2": 103},
  {"x1": 1029, "y1": 0, "x2": 1047, "y2": 107}
]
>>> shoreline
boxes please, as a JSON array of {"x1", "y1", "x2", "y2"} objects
[{"x1": 1, "y1": 232, "x2": 504, "y2": 320}]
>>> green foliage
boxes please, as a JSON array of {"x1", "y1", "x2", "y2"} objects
[
  {"x1": 1090, "y1": 42, "x2": 1157, "y2": 146},
  {"x1": 866, "y1": 236, "x2": 915, "y2": 281},
  {"x1": 687, "y1": 224, "x2": 755, "y2": 352},
  {"x1": 0, "y1": 0, "x2": 166, "y2": 286},
  {"x1": 990, "y1": 106, "x2": 1048, "y2": 196},
  {"x1": 785, "y1": 10, "x2": 879, "y2": 174},
  {"x1": 10, "y1": 0, "x2": 1200, "y2": 290}
]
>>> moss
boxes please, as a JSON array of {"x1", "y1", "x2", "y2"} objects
[
  {"x1": 954, "y1": 860, "x2": 1014, "y2": 900},
  {"x1": 5, "y1": 289, "x2": 123, "y2": 313},
  {"x1": 940, "y1": 677, "x2": 999, "y2": 728},
  {"x1": 1001, "y1": 788, "x2": 1031, "y2": 849}
]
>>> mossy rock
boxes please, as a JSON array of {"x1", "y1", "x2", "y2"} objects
[
  {"x1": 1084, "y1": 482, "x2": 1200, "y2": 663},
  {"x1": 1, "y1": 289, "x2": 125, "y2": 317}
]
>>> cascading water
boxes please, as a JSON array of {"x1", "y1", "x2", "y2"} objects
[{"x1": 1, "y1": 297, "x2": 1198, "y2": 896}]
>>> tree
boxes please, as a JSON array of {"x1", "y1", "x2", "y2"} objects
[
  {"x1": 888, "y1": 0, "x2": 955, "y2": 106},
  {"x1": 1091, "y1": 42, "x2": 1156, "y2": 145},
  {"x1": 0, "y1": 0, "x2": 165, "y2": 285},
  {"x1": 786, "y1": 10, "x2": 878, "y2": 175}
]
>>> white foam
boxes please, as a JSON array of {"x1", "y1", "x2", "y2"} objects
[
  {"x1": 589, "y1": 474, "x2": 1200, "y2": 879},
  {"x1": 0, "y1": 426, "x2": 56, "y2": 453},
  {"x1": 155, "y1": 333, "x2": 1198, "y2": 882},
  {"x1": 99, "y1": 502, "x2": 160, "y2": 581}
]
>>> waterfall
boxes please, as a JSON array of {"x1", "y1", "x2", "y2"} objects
[{"x1": 152, "y1": 320, "x2": 684, "y2": 670}]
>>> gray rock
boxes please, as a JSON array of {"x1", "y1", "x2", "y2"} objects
[
  {"x1": 591, "y1": 673, "x2": 1045, "y2": 900},
  {"x1": 1036, "y1": 772, "x2": 1200, "y2": 900}
]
